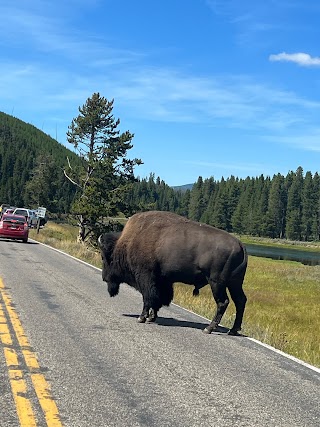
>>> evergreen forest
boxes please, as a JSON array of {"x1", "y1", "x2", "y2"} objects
[
  {"x1": 1, "y1": 112, "x2": 319, "y2": 242},
  {"x1": 130, "y1": 170, "x2": 320, "y2": 241}
]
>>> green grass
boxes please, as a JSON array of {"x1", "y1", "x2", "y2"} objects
[
  {"x1": 174, "y1": 257, "x2": 320, "y2": 367},
  {"x1": 30, "y1": 223, "x2": 320, "y2": 368}
]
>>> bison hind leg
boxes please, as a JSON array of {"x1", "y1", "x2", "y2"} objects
[
  {"x1": 203, "y1": 279, "x2": 229, "y2": 334},
  {"x1": 227, "y1": 281, "x2": 247, "y2": 335}
]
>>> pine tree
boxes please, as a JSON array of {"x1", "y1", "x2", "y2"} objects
[
  {"x1": 225, "y1": 176, "x2": 241, "y2": 232},
  {"x1": 246, "y1": 175, "x2": 270, "y2": 236},
  {"x1": 188, "y1": 176, "x2": 204, "y2": 221},
  {"x1": 311, "y1": 172, "x2": 320, "y2": 240},
  {"x1": 301, "y1": 171, "x2": 315, "y2": 241},
  {"x1": 286, "y1": 167, "x2": 303, "y2": 240},
  {"x1": 265, "y1": 173, "x2": 286, "y2": 238},
  {"x1": 209, "y1": 178, "x2": 229, "y2": 230},
  {"x1": 231, "y1": 177, "x2": 252, "y2": 234},
  {"x1": 176, "y1": 189, "x2": 190, "y2": 217},
  {"x1": 24, "y1": 154, "x2": 59, "y2": 210},
  {"x1": 65, "y1": 93, "x2": 142, "y2": 242}
]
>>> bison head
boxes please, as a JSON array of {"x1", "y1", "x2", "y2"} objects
[{"x1": 98, "y1": 232, "x2": 121, "y2": 297}]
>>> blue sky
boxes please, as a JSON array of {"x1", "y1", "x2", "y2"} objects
[{"x1": 1, "y1": 0, "x2": 320, "y2": 186}]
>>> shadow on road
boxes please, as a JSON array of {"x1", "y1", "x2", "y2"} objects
[{"x1": 122, "y1": 313, "x2": 231, "y2": 333}]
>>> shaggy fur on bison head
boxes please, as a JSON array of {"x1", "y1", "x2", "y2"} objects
[
  {"x1": 98, "y1": 232, "x2": 121, "y2": 262},
  {"x1": 98, "y1": 232, "x2": 121, "y2": 287}
]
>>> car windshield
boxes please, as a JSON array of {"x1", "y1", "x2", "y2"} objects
[{"x1": 2, "y1": 215, "x2": 26, "y2": 224}]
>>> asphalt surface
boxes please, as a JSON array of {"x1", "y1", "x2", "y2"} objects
[{"x1": 0, "y1": 238, "x2": 319, "y2": 427}]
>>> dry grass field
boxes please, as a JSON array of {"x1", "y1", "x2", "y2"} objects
[{"x1": 30, "y1": 222, "x2": 320, "y2": 368}]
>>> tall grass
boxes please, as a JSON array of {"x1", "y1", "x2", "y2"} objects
[
  {"x1": 174, "y1": 257, "x2": 320, "y2": 367},
  {"x1": 30, "y1": 223, "x2": 320, "y2": 367},
  {"x1": 30, "y1": 223, "x2": 102, "y2": 268}
]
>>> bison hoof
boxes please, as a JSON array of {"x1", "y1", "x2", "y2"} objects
[
  {"x1": 228, "y1": 329, "x2": 240, "y2": 336},
  {"x1": 146, "y1": 309, "x2": 157, "y2": 323},
  {"x1": 203, "y1": 323, "x2": 220, "y2": 334},
  {"x1": 137, "y1": 316, "x2": 147, "y2": 323}
]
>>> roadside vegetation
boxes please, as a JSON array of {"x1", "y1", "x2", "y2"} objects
[{"x1": 30, "y1": 222, "x2": 320, "y2": 368}]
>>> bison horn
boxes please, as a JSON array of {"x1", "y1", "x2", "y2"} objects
[{"x1": 98, "y1": 234, "x2": 103, "y2": 247}]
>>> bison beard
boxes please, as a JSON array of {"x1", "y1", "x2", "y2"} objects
[
  {"x1": 98, "y1": 211, "x2": 248, "y2": 335},
  {"x1": 108, "y1": 281, "x2": 120, "y2": 297}
]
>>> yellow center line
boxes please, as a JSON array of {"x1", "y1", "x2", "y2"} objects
[
  {"x1": 0, "y1": 278, "x2": 64, "y2": 427},
  {"x1": 8, "y1": 367, "x2": 38, "y2": 427}
]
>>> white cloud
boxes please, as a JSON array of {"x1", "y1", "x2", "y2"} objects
[
  {"x1": 269, "y1": 52, "x2": 320, "y2": 67},
  {"x1": 2, "y1": 56, "x2": 320, "y2": 141},
  {"x1": 110, "y1": 69, "x2": 320, "y2": 135},
  {"x1": 265, "y1": 132, "x2": 320, "y2": 152},
  {"x1": 1, "y1": 1, "x2": 320, "y2": 155}
]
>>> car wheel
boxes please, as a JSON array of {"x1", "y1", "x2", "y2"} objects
[{"x1": 22, "y1": 238, "x2": 28, "y2": 243}]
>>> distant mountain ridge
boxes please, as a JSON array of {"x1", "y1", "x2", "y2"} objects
[{"x1": 172, "y1": 183, "x2": 194, "y2": 192}]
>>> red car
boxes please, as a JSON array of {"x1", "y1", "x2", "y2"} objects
[{"x1": 0, "y1": 214, "x2": 29, "y2": 243}]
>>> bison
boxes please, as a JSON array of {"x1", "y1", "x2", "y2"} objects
[{"x1": 98, "y1": 210, "x2": 248, "y2": 335}]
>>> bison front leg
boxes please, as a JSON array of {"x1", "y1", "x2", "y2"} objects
[
  {"x1": 203, "y1": 281, "x2": 229, "y2": 334},
  {"x1": 138, "y1": 306, "x2": 158, "y2": 323},
  {"x1": 137, "y1": 300, "x2": 150, "y2": 323},
  {"x1": 138, "y1": 285, "x2": 161, "y2": 323}
]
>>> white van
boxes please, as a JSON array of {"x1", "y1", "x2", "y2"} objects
[{"x1": 13, "y1": 208, "x2": 38, "y2": 228}]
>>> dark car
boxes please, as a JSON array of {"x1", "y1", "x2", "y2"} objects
[
  {"x1": 0, "y1": 214, "x2": 29, "y2": 243},
  {"x1": 0, "y1": 205, "x2": 16, "y2": 218}
]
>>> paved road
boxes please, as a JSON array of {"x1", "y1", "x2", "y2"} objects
[{"x1": 0, "y1": 239, "x2": 319, "y2": 427}]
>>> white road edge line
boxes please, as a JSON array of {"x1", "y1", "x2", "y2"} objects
[{"x1": 31, "y1": 239, "x2": 320, "y2": 375}]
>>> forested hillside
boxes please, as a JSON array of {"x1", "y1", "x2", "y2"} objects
[
  {"x1": 0, "y1": 112, "x2": 80, "y2": 212},
  {"x1": 129, "y1": 169, "x2": 320, "y2": 242},
  {"x1": 1, "y1": 112, "x2": 319, "y2": 242}
]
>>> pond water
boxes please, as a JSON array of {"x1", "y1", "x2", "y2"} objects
[{"x1": 245, "y1": 243, "x2": 320, "y2": 266}]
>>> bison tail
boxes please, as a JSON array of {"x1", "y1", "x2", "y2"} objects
[{"x1": 230, "y1": 243, "x2": 248, "y2": 279}]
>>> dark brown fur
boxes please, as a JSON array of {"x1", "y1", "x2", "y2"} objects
[{"x1": 99, "y1": 211, "x2": 247, "y2": 334}]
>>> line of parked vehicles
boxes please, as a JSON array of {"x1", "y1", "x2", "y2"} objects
[{"x1": 0, "y1": 204, "x2": 47, "y2": 244}]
